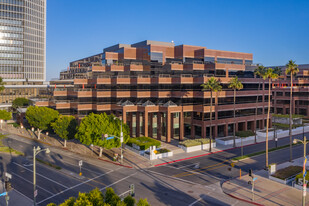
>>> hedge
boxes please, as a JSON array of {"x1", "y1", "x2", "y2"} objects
[
  {"x1": 272, "y1": 166, "x2": 302, "y2": 180},
  {"x1": 235, "y1": 130, "x2": 255, "y2": 138},
  {"x1": 273, "y1": 114, "x2": 304, "y2": 118},
  {"x1": 273, "y1": 123, "x2": 303, "y2": 129},
  {"x1": 157, "y1": 148, "x2": 170, "y2": 154},
  {"x1": 127, "y1": 136, "x2": 161, "y2": 150},
  {"x1": 179, "y1": 139, "x2": 213, "y2": 147}
]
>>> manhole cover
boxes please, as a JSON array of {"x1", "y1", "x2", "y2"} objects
[{"x1": 187, "y1": 191, "x2": 194, "y2": 194}]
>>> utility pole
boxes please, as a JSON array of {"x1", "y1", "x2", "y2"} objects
[{"x1": 120, "y1": 118, "x2": 123, "y2": 164}]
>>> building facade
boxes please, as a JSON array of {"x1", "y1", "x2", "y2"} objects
[
  {"x1": 38, "y1": 40, "x2": 271, "y2": 142},
  {"x1": 272, "y1": 64, "x2": 309, "y2": 118},
  {"x1": 0, "y1": 0, "x2": 47, "y2": 107}
]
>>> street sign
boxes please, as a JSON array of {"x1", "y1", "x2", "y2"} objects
[
  {"x1": 34, "y1": 190, "x2": 38, "y2": 197},
  {"x1": 0, "y1": 192, "x2": 7, "y2": 197},
  {"x1": 104, "y1": 134, "x2": 108, "y2": 138},
  {"x1": 253, "y1": 177, "x2": 258, "y2": 181},
  {"x1": 106, "y1": 136, "x2": 114, "y2": 140},
  {"x1": 231, "y1": 163, "x2": 235, "y2": 168},
  {"x1": 5, "y1": 172, "x2": 12, "y2": 179},
  {"x1": 79, "y1": 160, "x2": 83, "y2": 167}
]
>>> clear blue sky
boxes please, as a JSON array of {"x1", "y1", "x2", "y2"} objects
[{"x1": 46, "y1": 0, "x2": 309, "y2": 81}]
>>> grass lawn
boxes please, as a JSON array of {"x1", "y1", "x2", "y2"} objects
[
  {"x1": 272, "y1": 166, "x2": 302, "y2": 180},
  {"x1": 0, "y1": 133, "x2": 24, "y2": 156}
]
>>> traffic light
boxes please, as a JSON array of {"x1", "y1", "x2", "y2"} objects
[
  {"x1": 4, "y1": 180, "x2": 12, "y2": 192},
  {"x1": 129, "y1": 184, "x2": 135, "y2": 197},
  {"x1": 249, "y1": 169, "x2": 253, "y2": 177}
]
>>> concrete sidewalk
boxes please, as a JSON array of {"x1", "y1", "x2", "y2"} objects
[{"x1": 222, "y1": 172, "x2": 309, "y2": 206}]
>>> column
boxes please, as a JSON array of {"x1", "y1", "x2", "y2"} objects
[
  {"x1": 179, "y1": 111, "x2": 184, "y2": 141},
  {"x1": 253, "y1": 120, "x2": 256, "y2": 132},
  {"x1": 129, "y1": 113, "x2": 133, "y2": 137},
  {"x1": 191, "y1": 112, "x2": 195, "y2": 139},
  {"x1": 224, "y1": 124, "x2": 229, "y2": 137},
  {"x1": 235, "y1": 122, "x2": 239, "y2": 132},
  {"x1": 122, "y1": 111, "x2": 127, "y2": 124},
  {"x1": 269, "y1": 118, "x2": 272, "y2": 128},
  {"x1": 166, "y1": 112, "x2": 171, "y2": 143},
  {"x1": 157, "y1": 112, "x2": 162, "y2": 140},
  {"x1": 261, "y1": 119, "x2": 265, "y2": 129},
  {"x1": 149, "y1": 113, "x2": 153, "y2": 138},
  {"x1": 244, "y1": 121, "x2": 248, "y2": 131},
  {"x1": 144, "y1": 112, "x2": 148, "y2": 137},
  {"x1": 214, "y1": 125, "x2": 218, "y2": 138},
  {"x1": 171, "y1": 113, "x2": 174, "y2": 140},
  {"x1": 136, "y1": 112, "x2": 140, "y2": 137},
  {"x1": 201, "y1": 122, "x2": 206, "y2": 139}
]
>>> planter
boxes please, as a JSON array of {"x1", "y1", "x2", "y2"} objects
[
  {"x1": 269, "y1": 173, "x2": 300, "y2": 185},
  {"x1": 294, "y1": 182, "x2": 309, "y2": 192},
  {"x1": 216, "y1": 136, "x2": 255, "y2": 146},
  {"x1": 126, "y1": 145, "x2": 173, "y2": 160},
  {"x1": 178, "y1": 142, "x2": 216, "y2": 153}
]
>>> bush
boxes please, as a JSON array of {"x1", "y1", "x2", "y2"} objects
[
  {"x1": 273, "y1": 122, "x2": 302, "y2": 129},
  {"x1": 272, "y1": 166, "x2": 302, "y2": 180},
  {"x1": 179, "y1": 139, "x2": 213, "y2": 147},
  {"x1": 157, "y1": 148, "x2": 170, "y2": 154},
  {"x1": 0, "y1": 110, "x2": 12, "y2": 121},
  {"x1": 127, "y1": 136, "x2": 161, "y2": 150},
  {"x1": 235, "y1": 130, "x2": 255, "y2": 138},
  {"x1": 296, "y1": 172, "x2": 309, "y2": 186},
  {"x1": 273, "y1": 114, "x2": 304, "y2": 118}
]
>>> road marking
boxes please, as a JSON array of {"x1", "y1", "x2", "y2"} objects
[
  {"x1": 13, "y1": 188, "x2": 33, "y2": 202},
  {"x1": 60, "y1": 159, "x2": 103, "y2": 175},
  {"x1": 99, "y1": 172, "x2": 137, "y2": 191},
  {"x1": 178, "y1": 163, "x2": 198, "y2": 169},
  {"x1": 174, "y1": 163, "x2": 230, "y2": 178},
  {"x1": 12, "y1": 172, "x2": 53, "y2": 195},
  {"x1": 13, "y1": 162, "x2": 69, "y2": 189},
  {"x1": 188, "y1": 197, "x2": 203, "y2": 206},
  {"x1": 37, "y1": 170, "x2": 114, "y2": 205}
]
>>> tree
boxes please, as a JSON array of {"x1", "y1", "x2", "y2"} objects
[
  {"x1": 201, "y1": 77, "x2": 222, "y2": 152},
  {"x1": 25, "y1": 106, "x2": 59, "y2": 139},
  {"x1": 12, "y1": 97, "x2": 30, "y2": 110},
  {"x1": 262, "y1": 68, "x2": 279, "y2": 168},
  {"x1": 137, "y1": 198, "x2": 150, "y2": 206},
  {"x1": 105, "y1": 187, "x2": 121, "y2": 206},
  {"x1": 0, "y1": 110, "x2": 12, "y2": 121},
  {"x1": 273, "y1": 67, "x2": 282, "y2": 76},
  {"x1": 51, "y1": 115, "x2": 77, "y2": 148},
  {"x1": 124, "y1": 195, "x2": 136, "y2": 206},
  {"x1": 285, "y1": 60, "x2": 299, "y2": 162},
  {"x1": 228, "y1": 77, "x2": 243, "y2": 148},
  {"x1": 254, "y1": 65, "x2": 266, "y2": 143},
  {"x1": 0, "y1": 77, "x2": 5, "y2": 93},
  {"x1": 75, "y1": 113, "x2": 130, "y2": 157}
]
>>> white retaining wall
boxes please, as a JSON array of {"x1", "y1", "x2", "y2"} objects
[{"x1": 178, "y1": 143, "x2": 216, "y2": 153}]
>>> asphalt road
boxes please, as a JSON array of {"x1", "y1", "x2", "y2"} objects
[{"x1": 0, "y1": 133, "x2": 246, "y2": 206}]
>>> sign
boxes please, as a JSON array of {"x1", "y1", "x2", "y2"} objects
[
  {"x1": 253, "y1": 177, "x2": 258, "y2": 181},
  {"x1": 5, "y1": 172, "x2": 12, "y2": 179},
  {"x1": 231, "y1": 163, "x2": 235, "y2": 168},
  {"x1": 153, "y1": 150, "x2": 157, "y2": 154},
  {"x1": 106, "y1": 136, "x2": 114, "y2": 140},
  {"x1": 34, "y1": 190, "x2": 38, "y2": 197},
  {"x1": 104, "y1": 134, "x2": 108, "y2": 138},
  {"x1": 79, "y1": 160, "x2": 83, "y2": 167},
  {"x1": 0, "y1": 192, "x2": 7, "y2": 197}
]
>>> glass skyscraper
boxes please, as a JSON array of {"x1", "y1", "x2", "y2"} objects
[
  {"x1": 0, "y1": 0, "x2": 46, "y2": 81},
  {"x1": 0, "y1": 0, "x2": 48, "y2": 106}
]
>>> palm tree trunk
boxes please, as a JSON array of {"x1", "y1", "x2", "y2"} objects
[
  {"x1": 289, "y1": 76, "x2": 293, "y2": 162},
  {"x1": 255, "y1": 79, "x2": 261, "y2": 143},
  {"x1": 209, "y1": 91, "x2": 213, "y2": 152},
  {"x1": 266, "y1": 78, "x2": 271, "y2": 168},
  {"x1": 233, "y1": 89, "x2": 236, "y2": 147},
  {"x1": 99, "y1": 147, "x2": 103, "y2": 157},
  {"x1": 64, "y1": 139, "x2": 67, "y2": 148}
]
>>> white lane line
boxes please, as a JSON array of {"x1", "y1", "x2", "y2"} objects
[
  {"x1": 188, "y1": 197, "x2": 203, "y2": 206},
  {"x1": 178, "y1": 163, "x2": 197, "y2": 169},
  {"x1": 12, "y1": 172, "x2": 53, "y2": 195},
  {"x1": 13, "y1": 188, "x2": 33, "y2": 203},
  {"x1": 60, "y1": 159, "x2": 104, "y2": 175},
  {"x1": 13, "y1": 162, "x2": 69, "y2": 189},
  {"x1": 146, "y1": 170, "x2": 201, "y2": 185},
  {"x1": 99, "y1": 172, "x2": 137, "y2": 191}
]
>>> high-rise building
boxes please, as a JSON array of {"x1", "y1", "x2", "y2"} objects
[
  {"x1": 37, "y1": 40, "x2": 271, "y2": 142},
  {"x1": 0, "y1": 0, "x2": 48, "y2": 107}
]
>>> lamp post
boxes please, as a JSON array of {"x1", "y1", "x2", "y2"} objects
[
  {"x1": 114, "y1": 116, "x2": 124, "y2": 164},
  {"x1": 293, "y1": 136, "x2": 308, "y2": 206},
  {"x1": 33, "y1": 146, "x2": 50, "y2": 206},
  {"x1": 0, "y1": 119, "x2": 3, "y2": 130}
]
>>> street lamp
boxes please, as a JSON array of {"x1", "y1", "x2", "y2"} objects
[
  {"x1": 114, "y1": 116, "x2": 124, "y2": 164},
  {"x1": 33, "y1": 146, "x2": 50, "y2": 206},
  {"x1": 0, "y1": 119, "x2": 3, "y2": 130},
  {"x1": 293, "y1": 136, "x2": 308, "y2": 206}
]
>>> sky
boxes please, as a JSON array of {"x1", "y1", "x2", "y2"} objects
[{"x1": 46, "y1": 0, "x2": 309, "y2": 81}]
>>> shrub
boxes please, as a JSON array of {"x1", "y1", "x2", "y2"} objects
[
  {"x1": 157, "y1": 148, "x2": 170, "y2": 154},
  {"x1": 273, "y1": 122, "x2": 302, "y2": 129},
  {"x1": 272, "y1": 166, "x2": 302, "y2": 180},
  {"x1": 127, "y1": 136, "x2": 161, "y2": 150},
  {"x1": 296, "y1": 172, "x2": 309, "y2": 186},
  {"x1": 235, "y1": 130, "x2": 255, "y2": 138},
  {"x1": 179, "y1": 139, "x2": 213, "y2": 147},
  {"x1": 273, "y1": 114, "x2": 304, "y2": 118}
]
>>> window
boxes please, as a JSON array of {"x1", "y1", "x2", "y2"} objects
[
  {"x1": 217, "y1": 58, "x2": 243, "y2": 65},
  {"x1": 150, "y1": 52, "x2": 163, "y2": 63}
]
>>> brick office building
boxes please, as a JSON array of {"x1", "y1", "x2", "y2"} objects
[
  {"x1": 37, "y1": 40, "x2": 270, "y2": 142},
  {"x1": 272, "y1": 64, "x2": 309, "y2": 118}
]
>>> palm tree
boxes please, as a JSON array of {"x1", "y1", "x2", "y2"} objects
[
  {"x1": 201, "y1": 77, "x2": 222, "y2": 152},
  {"x1": 228, "y1": 77, "x2": 243, "y2": 148},
  {"x1": 285, "y1": 60, "x2": 299, "y2": 162},
  {"x1": 262, "y1": 68, "x2": 279, "y2": 168},
  {"x1": 254, "y1": 66, "x2": 266, "y2": 143}
]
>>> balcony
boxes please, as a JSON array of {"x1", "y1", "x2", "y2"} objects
[{"x1": 77, "y1": 89, "x2": 94, "y2": 98}]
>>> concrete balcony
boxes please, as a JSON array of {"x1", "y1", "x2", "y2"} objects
[
  {"x1": 74, "y1": 79, "x2": 88, "y2": 85},
  {"x1": 96, "y1": 91, "x2": 111, "y2": 97},
  {"x1": 77, "y1": 90, "x2": 94, "y2": 98},
  {"x1": 184, "y1": 63, "x2": 205, "y2": 71},
  {"x1": 78, "y1": 104, "x2": 95, "y2": 110},
  {"x1": 216, "y1": 63, "x2": 245, "y2": 70},
  {"x1": 168, "y1": 63, "x2": 184, "y2": 70}
]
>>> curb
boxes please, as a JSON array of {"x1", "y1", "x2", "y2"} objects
[
  {"x1": 221, "y1": 179, "x2": 264, "y2": 206},
  {"x1": 98, "y1": 158, "x2": 133, "y2": 168}
]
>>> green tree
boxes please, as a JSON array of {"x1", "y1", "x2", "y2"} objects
[
  {"x1": 262, "y1": 68, "x2": 279, "y2": 168},
  {"x1": 0, "y1": 77, "x2": 5, "y2": 92},
  {"x1": 12, "y1": 97, "x2": 30, "y2": 110},
  {"x1": 0, "y1": 110, "x2": 12, "y2": 121},
  {"x1": 124, "y1": 195, "x2": 136, "y2": 206},
  {"x1": 285, "y1": 60, "x2": 299, "y2": 162},
  {"x1": 201, "y1": 77, "x2": 222, "y2": 152},
  {"x1": 75, "y1": 113, "x2": 130, "y2": 157},
  {"x1": 228, "y1": 77, "x2": 243, "y2": 148},
  {"x1": 105, "y1": 187, "x2": 121, "y2": 206},
  {"x1": 25, "y1": 106, "x2": 59, "y2": 139},
  {"x1": 273, "y1": 67, "x2": 282, "y2": 76},
  {"x1": 254, "y1": 65, "x2": 266, "y2": 143},
  {"x1": 51, "y1": 115, "x2": 77, "y2": 147},
  {"x1": 137, "y1": 198, "x2": 150, "y2": 206},
  {"x1": 74, "y1": 192, "x2": 92, "y2": 206}
]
